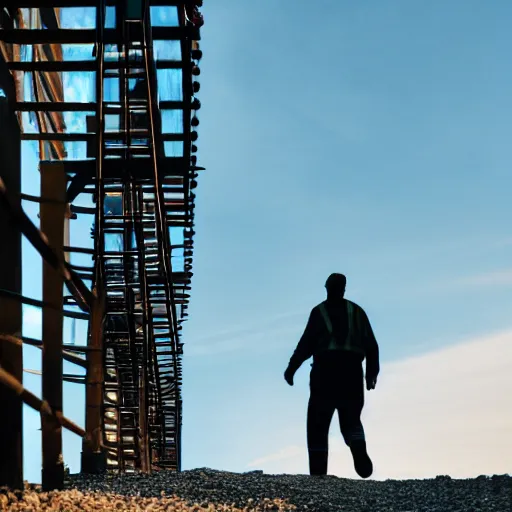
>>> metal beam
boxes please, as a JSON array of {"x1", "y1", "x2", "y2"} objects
[
  {"x1": 40, "y1": 157, "x2": 193, "y2": 177},
  {"x1": 21, "y1": 133, "x2": 95, "y2": 141},
  {"x1": 8, "y1": 60, "x2": 184, "y2": 72},
  {"x1": 15, "y1": 102, "x2": 96, "y2": 112},
  {"x1": 0, "y1": 27, "x2": 185, "y2": 44},
  {"x1": 40, "y1": 162, "x2": 67, "y2": 491},
  {"x1": 0, "y1": 0, "x2": 178, "y2": 5},
  {"x1": 159, "y1": 101, "x2": 187, "y2": 109}
]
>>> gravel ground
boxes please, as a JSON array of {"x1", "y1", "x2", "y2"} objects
[{"x1": 0, "y1": 469, "x2": 510, "y2": 511}]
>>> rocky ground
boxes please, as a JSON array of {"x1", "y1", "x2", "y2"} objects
[{"x1": 0, "y1": 469, "x2": 510, "y2": 511}]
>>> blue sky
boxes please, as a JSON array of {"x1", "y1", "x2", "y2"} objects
[{"x1": 19, "y1": 1, "x2": 512, "y2": 482}]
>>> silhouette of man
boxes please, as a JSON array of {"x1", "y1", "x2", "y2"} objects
[{"x1": 284, "y1": 273, "x2": 379, "y2": 478}]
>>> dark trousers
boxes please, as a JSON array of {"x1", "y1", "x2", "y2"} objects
[{"x1": 306, "y1": 361, "x2": 365, "y2": 475}]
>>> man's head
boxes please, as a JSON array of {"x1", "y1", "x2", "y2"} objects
[{"x1": 325, "y1": 273, "x2": 346, "y2": 298}]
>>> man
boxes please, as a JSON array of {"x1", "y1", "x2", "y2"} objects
[{"x1": 284, "y1": 273, "x2": 380, "y2": 478}]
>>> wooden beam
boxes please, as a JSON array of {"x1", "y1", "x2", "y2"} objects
[
  {"x1": 0, "y1": 89, "x2": 23, "y2": 491},
  {"x1": 0, "y1": 334, "x2": 87, "y2": 368},
  {"x1": 81, "y1": 283, "x2": 106, "y2": 473},
  {"x1": 0, "y1": 367, "x2": 86, "y2": 439},
  {"x1": 0, "y1": 176, "x2": 94, "y2": 312},
  {"x1": 139, "y1": 370, "x2": 150, "y2": 471},
  {"x1": 40, "y1": 160, "x2": 67, "y2": 491}
]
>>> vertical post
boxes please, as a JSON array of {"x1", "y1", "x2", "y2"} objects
[
  {"x1": 40, "y1": 164, "x2": 66, "y2": 491},
  {"x1": 81, "y1": 285, "x2": 106, "y2": 473},
  {"x1": 0, "y1": 77, "x2": 23, "y2": 490},
  {"x1": 63, "y1": 206, "x2": 71, "y2": 264},
  {"x1": 138, "y1": 371, "x2": 149, "y2": 471}
]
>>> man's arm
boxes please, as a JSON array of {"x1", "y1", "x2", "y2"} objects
[
  {"x1": 284, "y1": 308, "x2": 319, "y2": 385},
  {"x1": 360, "y1": 308, "x2": 380, "y2": 389}
]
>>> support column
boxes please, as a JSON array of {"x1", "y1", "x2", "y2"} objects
[
  {"x1": 81, "y1": 284, "x2": 106, "y2": 473},
  {"x1": 138, "y1": 370, "x2": 150, "y2": 472},
  {"x1": 0, "y1": 74, "x2": 23, "y2": 490},
  {"x1": 40, "y1": 164, "x2": 66, "y2": 491}
]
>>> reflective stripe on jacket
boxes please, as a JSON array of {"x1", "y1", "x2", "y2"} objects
[{"x1": 317, "y1": 300, "x2": 366, "y2": 357}]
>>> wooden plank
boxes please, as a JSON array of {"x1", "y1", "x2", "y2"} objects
[
  {"x1": 40, "y1": 162, "x2": 67, "y2": 491},
  {"x1": 0, "y1": 85, "x2": 23, "y2": 491}
]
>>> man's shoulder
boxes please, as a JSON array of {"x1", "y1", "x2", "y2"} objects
[
  {"x1": 313, "y1": 299, "x2": 362, "y2": 308},
  {"x1": 310, "y1": 301, "x2": 328, "y2": 317},
  {"x1": 312, "y1": 300, "x2": 332, "y2": 311},
  {"x1": 311, "y1": 302, "x2": 323, "y2": 313},
  {"x1": 346, "y1": 299, "x2": 366, "y2": 314}
]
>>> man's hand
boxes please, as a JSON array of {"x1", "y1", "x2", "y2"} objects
[
  {"x1": 366, "y1": 374, "x2": 378, "y2": 391},
  {"x1": 284, "y1": 367, "x2": 295, "y2": 386}
]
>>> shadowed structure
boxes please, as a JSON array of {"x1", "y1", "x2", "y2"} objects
[{"x1": 0, "y1": 0, "x2": 204, "y2": 490}]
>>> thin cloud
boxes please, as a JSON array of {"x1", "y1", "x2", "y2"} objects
[
  {"x1": 454, "y1": 269, "x2": 512, "y2": 287},
  {"x1": 185, "y1": 309, "x2": 310, "y2": 357},
  {"x1": 186, "y1": 324, "x2": 300, "y2": 357},
  {"x1": 190, "y1": 309, "x2": 306, "y2": 344},
  {"x1": 247, "y1": 446, "x2": 302, "y2": 468}
]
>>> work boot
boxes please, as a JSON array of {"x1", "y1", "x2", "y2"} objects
[
  {"x1": 308, "y1": 449, "x2": 328, "y2": 476},
  {"x1": 349, "y1": 439, "x2": 373, "y2": 478}
]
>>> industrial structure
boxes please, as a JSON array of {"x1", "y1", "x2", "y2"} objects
[{"x1": 0, "y1": 0, "x2": 204, "y2": 491}]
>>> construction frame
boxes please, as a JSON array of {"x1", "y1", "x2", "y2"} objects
[{"x1": 0, "y1": 0, "x2": 204, "y2": 491}]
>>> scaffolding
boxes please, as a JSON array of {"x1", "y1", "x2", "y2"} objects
[{"x1": 0, "y1": 0, "x2": 204, "y2": 490}]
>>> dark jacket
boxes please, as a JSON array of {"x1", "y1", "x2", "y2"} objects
[{"x1": 287, "y1": 298, "x2": 380, "y2": 393}]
